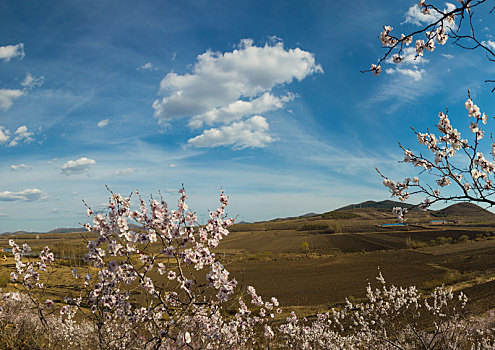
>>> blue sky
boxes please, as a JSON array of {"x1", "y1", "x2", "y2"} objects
[{"x1": 1, "y1": 0, "x2": 495, "y2": 232}]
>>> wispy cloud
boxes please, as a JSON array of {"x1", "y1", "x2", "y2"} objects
[
  {"x1": 113, "y1": 167, "x2": 136, "y2": 176},
  {"x1": 385, "y1": 67, "x2": 425, "y2": 81},
  {"x1": 21, "y1": 73, "x2": 45, "y2": 89}
]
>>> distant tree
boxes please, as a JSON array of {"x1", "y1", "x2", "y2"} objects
[{"x1": 300, "y1": 241, "x2": 310, "y2": 257}]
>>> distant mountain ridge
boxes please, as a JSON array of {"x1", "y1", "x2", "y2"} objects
[
  {"x1": 336, "y1": 200, "x2": 416, "y2": 211},
  {"x1": 4, "y1": 201, "x2": 495, "y2": 235}
]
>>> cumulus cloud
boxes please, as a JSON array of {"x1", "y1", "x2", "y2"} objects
[
  {"x1": 482, "y1": 40, "x2": 495, "y2": 50},
  {"x1": 0, "y1": 125, "x2": 34, "y2": 147},
  {"x1": 188, "y1": 92, "x2": 295, "y2": 129},
  {"x1": 8, "y1": 125, "x2": 34, "y2": 147},
  {"x1": 113, "y1": 168, "x2": 136, "y2": 176},
  {"x1": 0, "y1": 188, "x2": 47, "y2": 202},
  {"x1": 152, "y1": 39, "x2": 322, "y2": 149},
  {"x1": 138, "y1": 62, "x2": 156, "y2": 71},
  {"x1": 0, "y1": 43, "x2": 25, "y2": 62},
  {"x1": 97, "y1": 119, "x2": 109, "y2": 127},
  {"x1": 0, "y1": 126, "x2": 9, "y2": 144},
  {"x1": 153, "y1": 39, "x2": 322, "y2": 122},
  {"x1": 11, "y1": 164, "x2": 31, "y2": 171},
  {"x1": 60, "y1": 157, "x2": 96, "y2": 175},
  {"x1": 21, "y1": 73, "x2": 44, "y2": 89},
  {"x1": 404, "y1": 3, "x2": 456, "y2": 26},
  {"x1": 0, "y1": 89, "x2": 24, "y2": 110},
  {"x1": 188, "y1": 115, "x2": 275, "y2": 149}
]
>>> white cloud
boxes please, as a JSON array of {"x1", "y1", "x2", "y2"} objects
[
  {"x1": 482, "y1": 40, "x2": 495, "y2": 50},
  {"x1": 152, "y1": 39, "x2": 322, "y2": 149},
  {"x1": 21, "y1": 73, "x2": 44, "y2": 89},
  {"x1": 385, "y1": 47, "x2": 427, "y2": 81},
  {"x1": 441, "y1": 53, "x2": 454, "y2": 59},
  {"x1": 0, "y1": 43, "x2": 25, "y2": 62},
  {"x1": 188, "y1": 115, "x2": 275, "y2": 149},
  {"x1": 188, "y1": 92, "x2": 295, "y2": 129},
  {"x1": 60, "y1": 157, "x2": 96, "y2": 175},
  {"x1": 113, "y1": 168, "x2": 136, "y2": 176},
  {"x1": 11, "y1": 164, "x2": 31, "y2": 171},
  {"x1": 404, "y1": 3, "x2": 456, "y2": 26},
  {"x1": 137, "y1": 62, "x2": 156, "y2": 71},
  {"x1": 8, "y1": 125, "x2": 34, "y2": 147},
  {"x1": 97, "y1": 119, "x2": 109, "y2": 127},
  {"x1": 393, "y1": 47, "x2": 428, "y2": 66},
  {"x1": 0, "y1": 126, "x2": 9, "y2": 144},
  {"x1": 153, "y1": 39, "x2": 322, "y2": 123},
  {"x1": 385, "y1": 67, "x2": 425, "y2": 81},
  {"x1": 0, "y1": 89, "x2": 24, "y2": 110},
  {"x1": 169, "y1": 164, "x2": 177, "y2": 168},
  {"x1": 0, "y1": 188, "x2": 47, "y2": 202}
]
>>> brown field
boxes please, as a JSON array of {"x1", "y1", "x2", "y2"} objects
[{"x1": 1, "y1": 208, "x2": 495, "y2": 318}]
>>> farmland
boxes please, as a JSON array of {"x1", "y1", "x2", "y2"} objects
[{"x1": 1, "y1": 202, "x2": 495, "y2": 319}]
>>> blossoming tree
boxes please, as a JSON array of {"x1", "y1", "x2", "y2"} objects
[
  {"x1": 366, "y1": 0, "x2": 495, "y2": 217},
  {"x1": 368, "y1": 0, "x2": 495, "y2": 91}
]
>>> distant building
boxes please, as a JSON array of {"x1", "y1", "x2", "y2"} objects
[{"x1": 381, "y1": 223, "x2": 408, "y2": 228}]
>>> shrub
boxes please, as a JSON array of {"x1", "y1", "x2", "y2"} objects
[
  {"x1": 436, "y1": 236, "x2": 451, "y2": 245},
  {"x1": 301, "y1": 223, "x2": 329, "y2": 231},
  {"x1": 321, "y1": 211, "x2": 359, "y2": 220}
]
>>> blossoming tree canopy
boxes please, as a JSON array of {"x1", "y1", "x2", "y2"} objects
[{"x1": 367, "y1": 0, "x2": 495, "y2": 91}]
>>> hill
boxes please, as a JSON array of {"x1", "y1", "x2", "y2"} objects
[
  {"x1": 336, "y1": 200, "x2": 416, "y2": 211},
  {"x1": 434, "y1": 202, "x2": 495, "y2": 218},
  {"x1": 0, "y1": 230, "x2": 42, "y2": 236}
]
